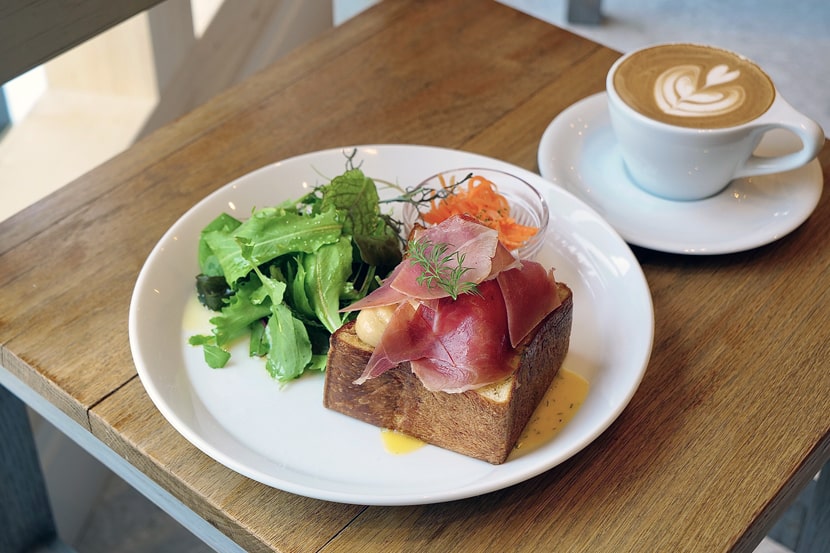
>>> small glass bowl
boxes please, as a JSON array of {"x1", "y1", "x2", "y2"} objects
[{"x1": 402, "y1": 167, "x2": 549, "y2": 260}]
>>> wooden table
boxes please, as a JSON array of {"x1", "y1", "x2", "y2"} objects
[{"x1": 2, "y1": 1, "x2": 828, "y2": 551}]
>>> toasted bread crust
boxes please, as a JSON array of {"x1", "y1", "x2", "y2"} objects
[{"x1": 323, "y1": 283, "x2": 573, "y2": 464}]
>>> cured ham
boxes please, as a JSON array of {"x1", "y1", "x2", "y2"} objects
[
  {"x1": 497, "y1": 262, "x2": 561, "y2": 347},
  {"x1": 390, "y1": 215, "x2": 498, "y2": 300},
  {"x1": 348, "y1": 214, "x2": 559, "y2": 393},
  {"x1": 341, "y1": 264, "x2": 408, "y2": 312},
  {"x1": 343, "y1": 214, "x2": 521, "y2": 311},
  {"x1": 409, "y1": 279, "x2": 515, "y2": 392}
]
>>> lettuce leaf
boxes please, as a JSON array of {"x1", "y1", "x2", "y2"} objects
[
  {"x1": 208, "y1": 277, "x2": 272, "y2": 347},
  {"x1": 264, "y1": 303, "x2": 312, "y2": 381},
  {"x1": 302, "y1": 236, "x2": 353, "y2": 334},
  {"x1": 190, "y1": 166, "x2": 402, "y2": 383},
  {"x1": 204, "y1": 207, "x2": 343, "y2": 285},
  {"x1": 320, "y1": 168, "x2": 401, "y2": 267},
  {"x1": 198, "y1": 213, "x2": 241, "y2": 276}
]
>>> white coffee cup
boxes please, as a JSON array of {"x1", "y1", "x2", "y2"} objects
[{"x1": 606, "y1": 43, "x2": 824, "y2": 201}]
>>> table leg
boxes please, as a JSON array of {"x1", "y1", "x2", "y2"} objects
[
  {"x1": 0, "y1": 364, "x2": 246, "y2": 553},
  {"x1": 567, "y1": 0, "x2": 602, "y2": 24},
  {"x1": 0, "y1": 384, "x2": 59, "y2": 553},
  {"x1": 797, "y1": 462, "x2": 830, "y2": 553}
]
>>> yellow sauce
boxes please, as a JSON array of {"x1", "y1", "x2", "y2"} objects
[
  {"x1": 378, "y1": 369, "x2": 589, "y2": 458},
  {"x1": 381, "y1": 428, "x2": 426, "y2": 455},
  {"x1": 182, "y1": 294, "x2": 214, "y2": 333},
  {"x1": 513, "y1": 368, "x2": 590, "y2": 455}
]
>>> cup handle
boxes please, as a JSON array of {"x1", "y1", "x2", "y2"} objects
[{"x1": 734, "y1": 97, "x2": 825, "y2": 179}]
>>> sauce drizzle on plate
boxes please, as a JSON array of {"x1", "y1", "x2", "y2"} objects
[
  {"x1": 379, "y1": 368, "x2": 589, "y2": 458},
  {"x1": 513, "y1": 368, "x2": 589, "y2": 456}
]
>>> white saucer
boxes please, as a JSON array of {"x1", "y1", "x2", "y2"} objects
[{"x1": 538, "y1": 92, "x2": 824, "y2": 255}]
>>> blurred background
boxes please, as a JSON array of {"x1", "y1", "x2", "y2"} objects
[{"x1": 4, "y1": 1, "x2": 823, "y2": 551}]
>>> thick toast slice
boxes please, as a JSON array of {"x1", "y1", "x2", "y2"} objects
[{"x1": 323, "y1": 283, "x2": 573, "y2": 464}]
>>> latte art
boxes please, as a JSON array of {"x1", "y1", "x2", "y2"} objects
[
  {"x1": 612, "y1": 44, "x2": 775, "y2": 129},
  {"x1": 606, "y1": 42, "x2": 824, "y2": 201},
  {"x1": 655, "y1": 64, "x2": 746, "y2": 118}
]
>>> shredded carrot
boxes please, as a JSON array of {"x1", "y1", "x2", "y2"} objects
[{"x1": 421, "y1": 174, "x2": 538, "y2": 250}]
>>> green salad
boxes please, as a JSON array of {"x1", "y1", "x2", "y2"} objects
[{"x1": 188, "y1": 157, "x2": 405, "y2": 383}]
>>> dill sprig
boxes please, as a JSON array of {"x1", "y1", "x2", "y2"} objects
[{"x1": 407, "y1": 237, "x2": 479, "y2": 300}]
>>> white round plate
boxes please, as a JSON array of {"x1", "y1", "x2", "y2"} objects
[
  {"x1": 538, "y1": 92, "x2": 824, "y2": 255},
  {"x1": 129, "y1": 144, "x2": 653, "y2": 505}
]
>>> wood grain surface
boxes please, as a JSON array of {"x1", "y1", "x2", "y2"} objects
[{"x1": 1, "y1": 1, "x2": 828, "y2": 552}]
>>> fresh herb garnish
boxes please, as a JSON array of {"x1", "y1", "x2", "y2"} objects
[{"x1": 407, "y1": 237, "x2": 479, "y2": 300}]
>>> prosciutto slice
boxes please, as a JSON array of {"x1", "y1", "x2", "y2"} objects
[
  {"x1": 344, "y1": 214, "x2": 520, "y2": 313},
  {"x1": 348, "y1": 214, "x2": 560, "y2": 393},
  {"x1": 340, "y1": 264, "x2": 408, "y2": 312},
  {"x1": 497, "y1": 262, "x2": 561, "y2": 347},
  {"x1": 391, "y1": 215, "x2": 500, "y2": 299},
  {"x1": 355, "y1": 303, "x2": 442, "y2": 379},
  {"x1": 409, "y1": 279, "x2": 515, "y2": 392}
]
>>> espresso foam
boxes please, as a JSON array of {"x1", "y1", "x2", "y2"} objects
[{"x1": 613, "y1": 44, "x2": 775, "y2": 129}]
